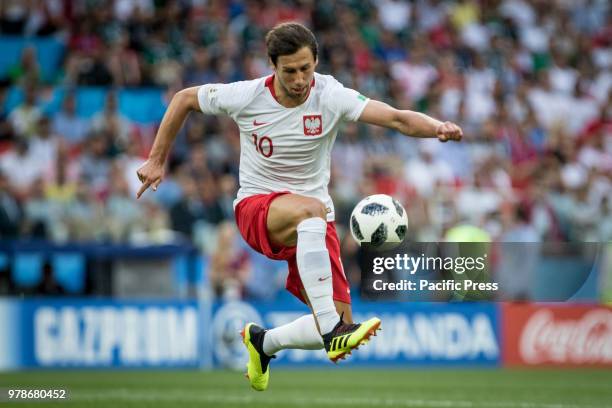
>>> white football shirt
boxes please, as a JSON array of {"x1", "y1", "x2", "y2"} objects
[{"x1": 197, "y1": 73, "x2": 369, "y2": 221}]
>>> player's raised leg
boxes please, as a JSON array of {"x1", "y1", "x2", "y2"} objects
[
  {"x1": 241, "y1": 193, "x2": 381, "y2": 390},
  {"x1": 256, "y1": 292, "x2": 380, "y2": 365},
  {"x1": 261, "y1": 294, "x2": 350, "y2": 356},
  {"x1": 258, "y1": 291, "x2": 371, "y2": 344},
  {"x1": 267, "y1": 194, "x2": 381, "y2": 362},
  {"x1": 262, "y1": 314, "x2": 323, "y2": 354},
  {"x1": 268, "y1": 194, "x2": 341, "y2": 334},
  {"x1": 240, "y1": 193, "x2": 333, "y2": 391}
]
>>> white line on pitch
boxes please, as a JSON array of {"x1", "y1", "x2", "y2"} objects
[{"x1": 70, "y1": 389, "x2": 611, "y2": 408}]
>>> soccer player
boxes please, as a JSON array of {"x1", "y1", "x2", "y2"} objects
[{"x1": 136, "y1": 22, "x2": 462, "y2": 391}]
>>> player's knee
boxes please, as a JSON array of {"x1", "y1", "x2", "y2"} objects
[{"x1": 293, "y1": 199, "x2": 327, "y2": 223}]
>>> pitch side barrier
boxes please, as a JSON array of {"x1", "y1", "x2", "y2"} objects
[
  {"x1": 502, "y1": 303, "x2": 612, "y2": 367},
  {"x1": 1, "y1": 298, "x2": 611, "y2": 370},
  {"x1": 0, "y1": 241, "x2": 609, "y2": 370},
  {"x1": 211, "y1": 299, "x2": 502, "y2": 368},
  {"x1": 0, "y1": 297, "x2": 500, "y2": 369},
  {"x1": 0, "y1": 298, "x2": 202, "y2": 370}
]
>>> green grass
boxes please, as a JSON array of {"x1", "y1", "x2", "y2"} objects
[{"x1": 1, "y1": 369, "x2": 612, "y2": 408}]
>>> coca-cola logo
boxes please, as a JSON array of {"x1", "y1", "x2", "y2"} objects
[{"x1": 519, "y1": 309, "x2": 612, "y2": 364}]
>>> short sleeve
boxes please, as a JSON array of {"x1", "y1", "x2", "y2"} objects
[
  {"x1": 326, "y1": 82, "x2": 370, "y2": 122},
  {"x1": 197, "y1": 82, "x2": 247, "y2": 117}
]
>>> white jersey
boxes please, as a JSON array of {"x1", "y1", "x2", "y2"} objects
[{"x1": 197, "y1": 73, "x2": 369, "y2": 221}]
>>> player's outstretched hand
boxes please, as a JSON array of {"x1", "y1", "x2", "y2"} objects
[
  {"x1": 136, "y1": 159, "x2": 164, "y2": 199},
  {"x1": 436, "y1": 121, "x2": 463, "y2": 142}
]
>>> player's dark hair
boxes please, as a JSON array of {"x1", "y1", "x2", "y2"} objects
[{"x1": 265, "y1": 22, "x2": 318, "y2": 66}]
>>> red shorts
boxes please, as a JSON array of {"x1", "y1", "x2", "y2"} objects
[{"x1": 234, "y1": 191, "x2": 351, "y2": 305}]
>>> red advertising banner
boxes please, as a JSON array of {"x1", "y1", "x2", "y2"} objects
[{"x1": 503, "y1": 304, "x2": 612, "y2": 367}]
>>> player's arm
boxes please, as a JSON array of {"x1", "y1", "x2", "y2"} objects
[
  {"x1": 358, "y1": 100, "x2": 463, "y2": 142},
  {"x1": 136, "y1": 86, "x2": 201, "y2": 198}
]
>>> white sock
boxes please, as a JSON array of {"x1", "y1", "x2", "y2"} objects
[
  {"x1": 296, "y1": 217, "x2": 340, "y2": 335},
  {"x1": 262, "y1": 315, "x2": 324, "y2": 355}
]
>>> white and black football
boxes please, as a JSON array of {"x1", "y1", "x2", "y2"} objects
[{"x1": 350, "y1": 194, "x2": 408, "y2": 248}]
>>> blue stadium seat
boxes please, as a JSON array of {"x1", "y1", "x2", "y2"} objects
[
  {"x1": 12, "y1": 252, "x2": 44, "y2": 288},
  {"x1": 119, "y1": 88, "x2": 166, "y2": 124},
  {"x1": 51, "y1": 253, "x2": 86, "y2": 293}
]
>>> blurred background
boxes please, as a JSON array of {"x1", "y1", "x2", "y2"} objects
[{"x1": 0, "y1": 0, "x2": 611, "y2": 377}]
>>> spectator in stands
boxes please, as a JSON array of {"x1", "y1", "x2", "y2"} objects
[
  {"x1": 568, "y1": 79, "x2": 600, "y2": 136},
  {"x1": 8, "y1": 83, "x2": 40, "y2": 139},
  {"x1": 391, "y1": 43, "x2": 438, "y2": 105},
  {"x1": 170, "y1": 176, "x2": 204, "y2": 241},
  {"x1": 64, "y1": 179, "x2": 104, "y2": 241},
  {"x1": 376, "y1": 0, "x2": 412, "y2": 34},
  {"x1": 497, "y1": 204, "x2": 541, "y2": 301},
  {"x1": 243, "y1": 249, "x2": 287, "y2": 300},
  {"x1": 217, "y1": 173, "x2": 238, "y2": 220},
  {"x1": 331, "y1": 122, "x2": 367, "y2": 204},
  {"x1": 204, "y1": 122, "x2": 239, "y2": 175},
  {"x1": 34, "y1": 264, "x2": 65, "y2": 296},
  {"x1": 66, "y1": 18, "x2": 113, "y2": 87},
  {"x1": 143, "y1": 25, "x2": 183, "y2": 87},
  {"x1": 0, "y1": 170, "x2": 21, "y2": 238},
  {"x1": 30, "y1": 115, "x2": 59, "y2": 173},
  {"x1": 185, "y1": 143, "x2": 210, "y2": 180},
  {"x1": 76, "y1": 48, "x2": 114, "y2": 86},
  {"x1": 77, "y1": 131, "x2": 112, "y2": 194},
  {"x1": 91, "y1": 91, "x2": 131, "y2": 149},
  {"x1": 23, "y1": 177, "x2": 54, "y2": 239},
  {"x1": 210, "y1": 222, "x2": 251, "y2": 300},
  {"x1": 107, "y1": 30, "x2": 142, "y2": 87},
  {"x1": 113, "y1": 0, "x2": 155, "y2": 22},
  {"x1": 106, "y1": 161, "x2": 141, "y2": 242},
  {"x1": 8, "y1": 46, "x2": 40, "y2": 86},
  {"x1": 41, "y1": 145, "x2": 74, "y2": 243},
  {"x1": 45, "y1": 143, "x2": 77, "y2": 208},
  {"x1": 0, "y1": 80, "x2": 14, "y2": 141},
  {"x1": 0, "y1": 138, "x2": 45, "y2": 198},
  {"x1": 184, "y1": 46, "x2": 216, "y2": 86},
  {"x1": 132, "y1": 198, "x2": 173, "y2": 244},
  {"x1": 198, "y1": 176, "x2": 225, "y2": 225},
  {"x1": 24, "y1": 0, "x2": 65, "y2": 37},
  {"x1": 403, "y1": 142, "x2": 454, "y2": 198},
  {"x1": 0, "y1": 0, "x2": 29, "y2": 34},
  {"x1": 597, "y1": 197, "x2": 612, "y2": 241},
  {"x1": 52, "y1": 92, "x2": 90, "y2": 146},
  {"x1": 118, "y1": 141, "x2": 147, "y2": 199}
]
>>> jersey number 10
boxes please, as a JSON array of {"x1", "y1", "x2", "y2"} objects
[{"x1": 251, "y1": 133, "x2": 273, "y2": 158}]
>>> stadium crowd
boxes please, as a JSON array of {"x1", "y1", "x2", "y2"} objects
[{"x1": 0, "y1": 0, "x2": 610, "y2": 297}]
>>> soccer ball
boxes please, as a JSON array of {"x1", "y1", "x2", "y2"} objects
[{"x1": 350, "y1": 194, "x2": 408, "y2": 248}]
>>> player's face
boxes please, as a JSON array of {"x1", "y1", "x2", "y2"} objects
[{"x1": 274, "y1": 46, "x2": 317, "y2": 100}]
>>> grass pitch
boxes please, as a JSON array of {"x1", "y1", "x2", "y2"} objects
[{"x1": 1, "y1": 369, "x2": 611, "y2": 408}]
